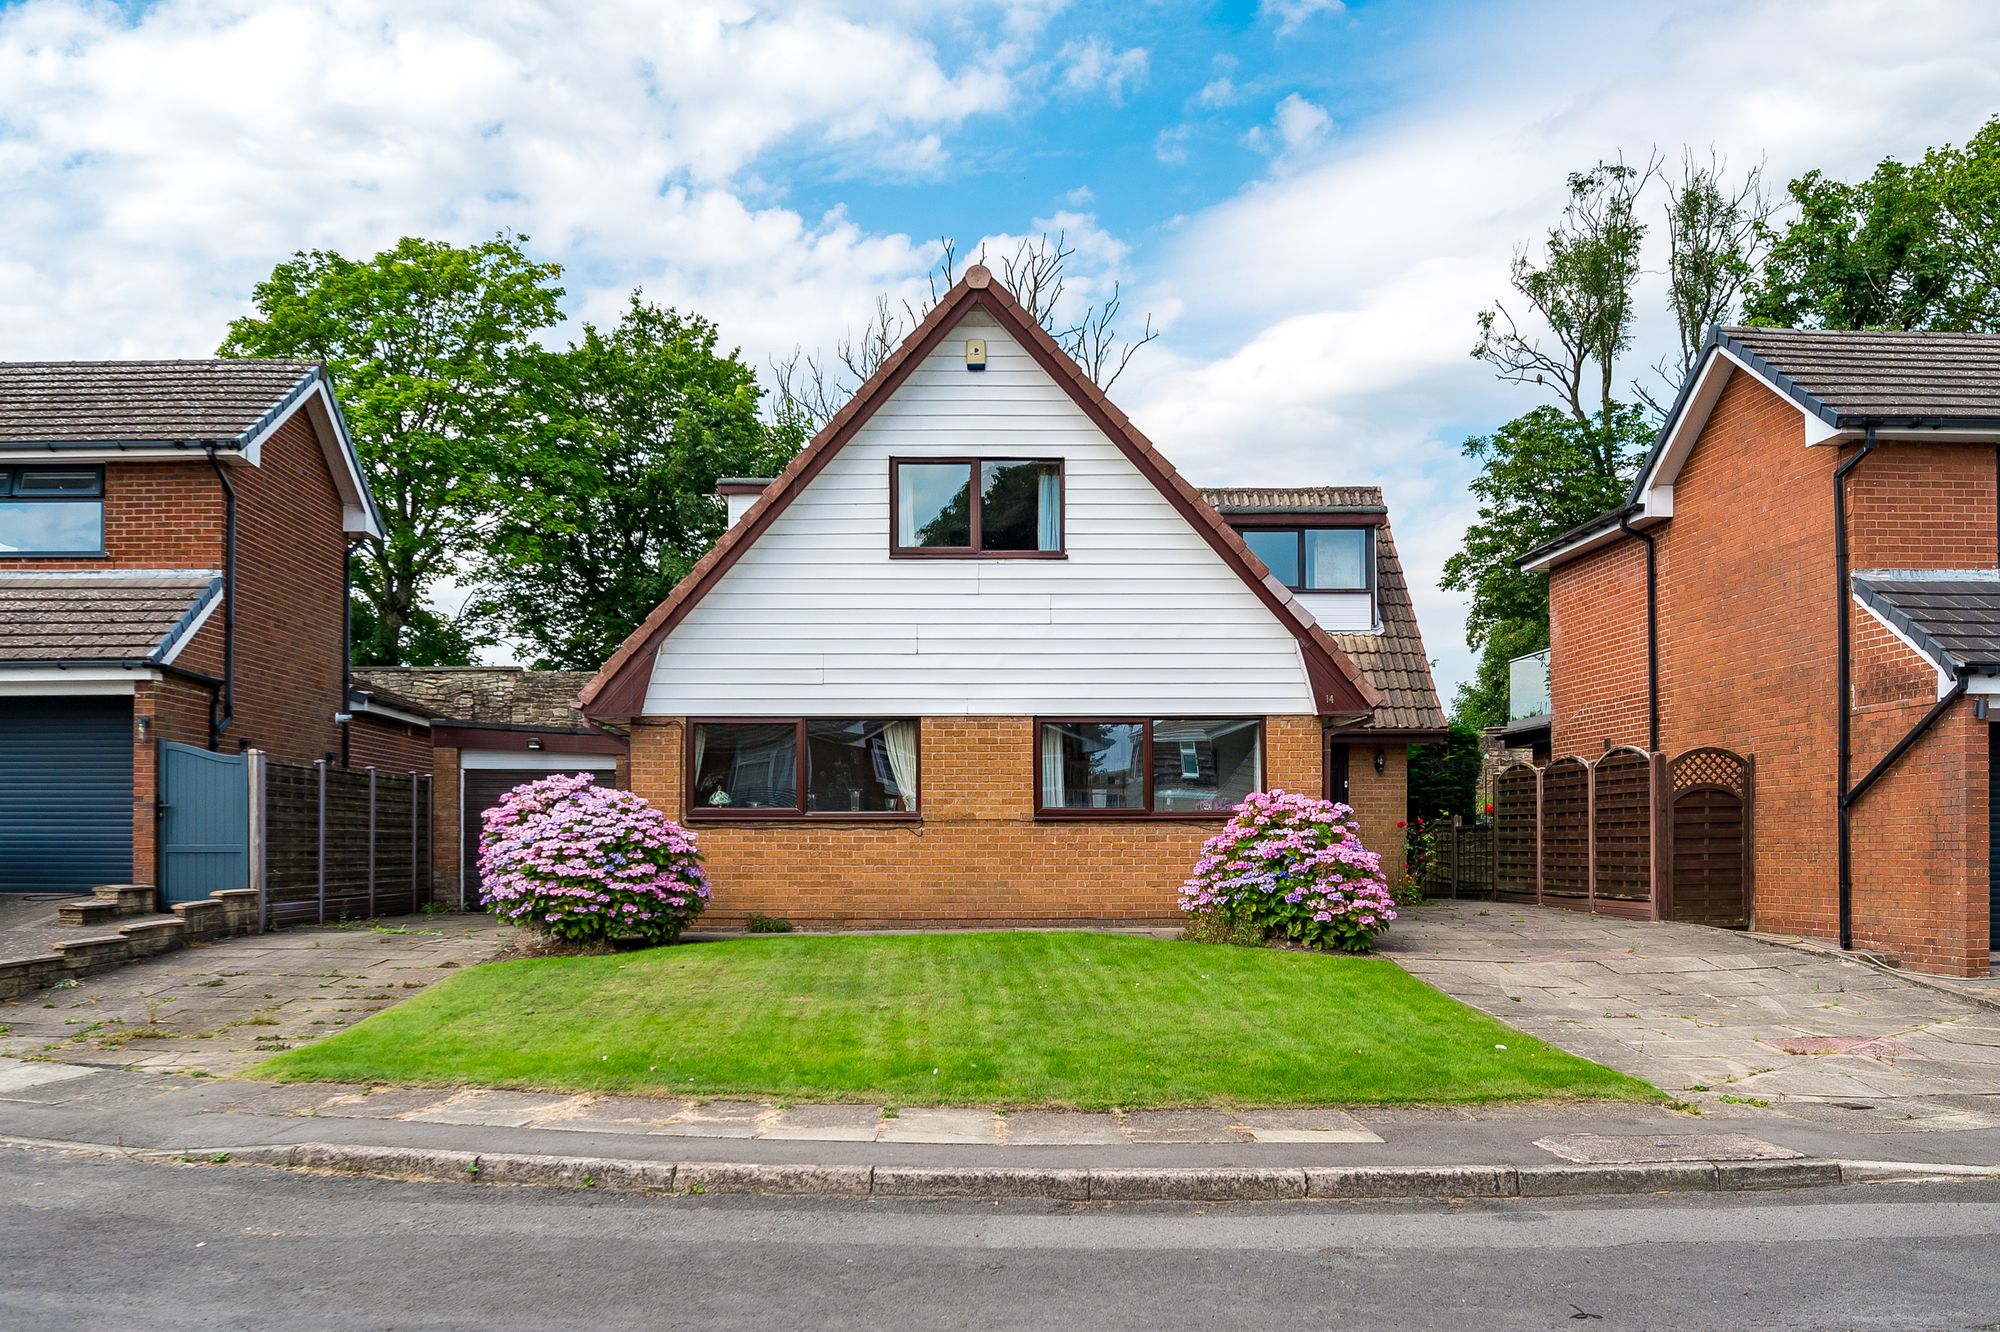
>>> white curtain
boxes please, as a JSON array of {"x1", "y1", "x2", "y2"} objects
[
  {"x1": 881, "y1": 720, "x2": 920, "y2": 811},
  {"x1": 1040, "y1": 724, "x2": 1066, "y2": 807},
  {"x1": 691, "y1": 726, "x2": 706, "y2": 782},
  {"x1": 1037, "y1": 467, "x2": 1061, "y2": 551}
]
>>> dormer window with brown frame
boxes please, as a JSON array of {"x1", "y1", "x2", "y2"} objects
[
  {"x1": 890, "y1": 457, "x2": 1064, "y2": 558},
  {"x1": 1238, "y1": 526, "x2": 1371, "y2": 593},
  {"x1": 0, "y1": 465, "x2": 104, "y2": 556}
]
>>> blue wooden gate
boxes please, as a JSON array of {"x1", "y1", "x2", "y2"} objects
[{"x1": 159, "y1": 742, "x2": 249, "y2": 906}]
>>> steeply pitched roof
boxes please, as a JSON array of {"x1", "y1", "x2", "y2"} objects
[
  {"x1": 0, "y1": 360, "x2": 323, "y2": 446},
  {"x1": 581, "y1": 266, "x2": 1382, "y2": 721},
  {"x1": 1199, "y1": 487, "x2": 1445, "y2": 733},
  {"x1": 350, "y1": 667, "x2": 603, "y2": 731},
  {"x1": 1852, "y1": 570, "x2": 2000, "y2": 673},
  {"x1": 1722, "y1": 327, "x2": 2000, "y2": 424},
  {"x1": 0, "y1": 570, "x2": 220, "y2": 664}
]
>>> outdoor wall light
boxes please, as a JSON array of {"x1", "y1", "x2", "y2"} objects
[
  {"x1": 135, "y1": 714, "x2": 151, "y2": 738},
  {"x1": 526, "y1": 735, "x2": 544, "y2": 751},
  {"x1": 1373, "y1": 747, "x2": 1387, "y2": 774}
]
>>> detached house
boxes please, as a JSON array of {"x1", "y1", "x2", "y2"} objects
[
  {"x1": 0, "y1": 361, "x2": 380, "y2": 895},
  {"x1": 580, "y1": 266, "x2": 1442, "y2": 926},
  {"x1": 1524, "y1": 328, "x2": 2000, "y2": 977}
]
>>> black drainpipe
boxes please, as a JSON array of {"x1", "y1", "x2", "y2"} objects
[
  {"x1": 204, "y1": 447, "x2": 237, "y2": 751},
  {"x1": 340, "y1": 547, "x2": 353, "y2": 768},
  {"x1": 1832, "y1": 425, "x2": 1878, "y2": 951},
  {"x1": 1617, "y1": 509, "x2": 1660, "y2": 752}
]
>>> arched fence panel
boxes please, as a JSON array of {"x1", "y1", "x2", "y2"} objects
[
  {"x1": 1493, "y1": 763, "x2": 1540, "y2": 898},
  {"x1": 1591, "y1": 747, "x2": 1657, "y2": 915},
  {"x1": 1664, "y1": 747, "x2": 1754, "y2": 928},
  {"x1": 1540, "y1": 757, "x2": 1591, "y2": 901}
]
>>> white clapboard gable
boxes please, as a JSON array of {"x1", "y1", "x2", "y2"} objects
[{"x1": 640, "y1": 308, "x2": 1319, "y2": 717}]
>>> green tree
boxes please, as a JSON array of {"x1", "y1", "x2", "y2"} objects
[
  {"x1": 1441, "y1": 405, "x2": 1652, "y2": 727},
  {"x1": 1743, "y1": 160, "x2": 1955, "y2": 330},
  {"x1": 219, "y1": 235, "x2": 565, "y2": 665},
  {"x1": 480, "y1": 298, "x2": 804, "y2": 670},
  {"x1": 1407, "y1": 720, "x2": 1483, "y2": 824}
]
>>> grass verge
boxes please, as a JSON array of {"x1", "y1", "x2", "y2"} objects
[{"x1": 253, "y1": 931, "x2": 1655, "y2": 1108}]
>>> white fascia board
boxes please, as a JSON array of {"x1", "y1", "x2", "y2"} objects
[
  {"x1": 0, "y1": 669, "x2": 147, "y2": 695},
  {"x1": 460, "y1": 750, "x2": 619, "y2": 772},
  {"x1": 351, "y1": 699, "x2": 433, "y2": 729},
  {"x1": 1967, "y1": 676, "x2": 2000, "y2": 696},
  {"x1": 250, "y1": 382, "x2": 383, "y2": 541},
  {"x1": 1853, "y1": 591, "x2": 1957, "y2": 700},
  {"x1": 1519, "y1": 516, "x2": 1650, "y2": 574}
]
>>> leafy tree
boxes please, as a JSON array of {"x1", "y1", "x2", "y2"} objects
[
  {"x1": 1743, "y1": 160, "x2": 1955, "y2": 331},
  {"x1": 1441, "y1": 405, "x2": 1652, "y2": 727},
  {"x1": 479, "y1": 298, "x2": 803, "y2": 670},
  {"x1": 220, "y1": 235, "x2": 565, "y2": 665},
  {"x1": 1407, "y1": 721, "x2": 1483, "y2": 824},
  {"x1": 1928, "y1": 117, "x2": 2000, "y2": 329},
  {"x1": 1643, "y1": 150, "x2": 1774, "y2": 411}
]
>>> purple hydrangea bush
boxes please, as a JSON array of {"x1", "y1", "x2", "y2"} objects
[
  {"x1": 1178, "y1": 789, "x2": 1397, "y2": 953},
  {"x1": 479, "y1": 773, "x2": 709, "y2": 946}
]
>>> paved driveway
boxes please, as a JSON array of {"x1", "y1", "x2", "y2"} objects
[
  {"x1": 0, "y1": 914, "x2": 506, "y2": 1075},
  {"x1": 1382, "y1": 901, "x2": 2000, "y2": 1135}
]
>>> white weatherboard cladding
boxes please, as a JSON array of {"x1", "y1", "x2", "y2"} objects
[
  {"x1": 1297, "y1": 591, "x2": 1376, "y2": 633},
  {"x1": 642, "y1": 309, "x2": 1318, "y2": 716}
]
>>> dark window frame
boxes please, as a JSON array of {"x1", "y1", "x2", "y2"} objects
[
  {"x1": 685, "y1": 717, "x2": 922, "y2": 823},
  {"x1": 1226, "y1": 518, "x2": 1376, "y2": 594},
  {"x1": 888, "y1": 456, "x2": 1067, "y2": 559},
  {"x1": 0, "y1": 464, "x2": 106, "y2": 557},
  {"x1": 1032, "y1": 716, "x2": 1267, "y2": 821}
]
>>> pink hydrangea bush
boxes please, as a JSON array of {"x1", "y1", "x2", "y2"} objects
[
  {"x1": 479, "y1": 773, "x2": 708, "y2": 946},
  {"x1": 1179, "y1": 789, "x2": 1397, "y2": 953}
]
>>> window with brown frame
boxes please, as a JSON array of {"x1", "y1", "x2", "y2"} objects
[
  {"x1": 688, "y1": 719, "x2": 920, "y2": 819},
  {"x1": 1238, "y1": 526, "x2": 1371, "y2": 592},
  {"x1": 890, "y1": 458, "x2": 1063, "y2": 556},
  {"x1": 1035, "y1": 719, "x2": 1263, "y2": 817}
]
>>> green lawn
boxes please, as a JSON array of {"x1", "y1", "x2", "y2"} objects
[{"x1": 253, "y1": 931, "x2": 1654, "y2": 1108}]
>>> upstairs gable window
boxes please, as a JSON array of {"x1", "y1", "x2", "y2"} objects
[
  {"x1": 891, "y1": 458, "x2": 1063, "y2": 557},
  {"x1": 0, "y1": 466, "x2": 104, "y2": 555},
  {"x1": 1240, "y1": 526, "x2": 1371, "y2": 593}
]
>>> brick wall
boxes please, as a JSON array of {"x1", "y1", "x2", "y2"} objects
[
  {"x1": 130, "y1": 674, "x2": 215, "y2": 886},
  {"x1": 347, "y1": 714, "x2": 433, "y2": 773},
  {"x1": 1544, "y1": 368, "x2": 1998, "y2": 974},
  {"x1": 627, "y1": 715, "x2": 1386, "y2": 926}
]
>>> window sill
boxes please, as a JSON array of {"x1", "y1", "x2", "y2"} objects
[
  {"x1": 888, "y1": 550, "x2": 1066, "y2": 560},
  {"x1": 1034, "y1": 810, "x2": 1235, "y2": 823},
  {"x1": 0, "y1": 550, "x2": 109, "y2": 559},
  {"x1": 687, "y1": 812, "x2": 923, "y2": 826}
]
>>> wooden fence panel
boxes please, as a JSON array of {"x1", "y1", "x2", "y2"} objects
[
  {"x1": 1493, "y1": 764, "x2": 1539, "y2": 898},
  {"x1": 1592, "y1": 748, "x2": 1653, "y2": 906},
  {"x1": 261, "y1": 760, "x2": 430, "y2": 927},
  {"x1": 1541, "y1": 757, "x2": 1590, "y2": 900}
]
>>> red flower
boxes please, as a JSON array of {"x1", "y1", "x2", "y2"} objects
[
  {"x1": 1396, "y1": 820, "x2": 1406, "y2": 829},
  {"x1": 1483, "y1": 803, "x2": 1495, "y2": 814}
]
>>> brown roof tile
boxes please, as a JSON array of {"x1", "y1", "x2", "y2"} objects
[
  {"x1": 0, "y1": 571, "x2": 220, "y2": 663},
  {"x1": 350, "y1": 667, "x2": 600, "y2": 731},
  {"x1": 0, "y1": 360, "x2": 322, "y2": 446}
]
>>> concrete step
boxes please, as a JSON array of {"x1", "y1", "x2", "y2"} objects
[
  {"x1": 90, "y1": 884, "x2": 159, "y2": 918},
  {"x1": 55, "y1": 898, "x2": 119, "y2": 927}
]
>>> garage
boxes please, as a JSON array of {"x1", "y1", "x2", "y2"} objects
[
  {"x1": 459, "y1": 754, "x2": 620, "y2": 908},
  {"x1": 0, "y1": 695, "x2": 134, "y2": 893}
]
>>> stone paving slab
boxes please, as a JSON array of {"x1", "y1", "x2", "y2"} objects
[
  {"x1": 1532, "y1": 1132, "x2": 1801, "y2": 1164},
  {"x1": 1383, "y1": 901, "x2": 2000, "y2": 1132},
  {"x1": 877, "y1": 1107, "x2": 997, "y2": 1144}
]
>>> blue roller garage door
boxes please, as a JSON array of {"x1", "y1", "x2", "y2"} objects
[{"x1": 0, "y1": 696, "x2": 134, "y2": 892}]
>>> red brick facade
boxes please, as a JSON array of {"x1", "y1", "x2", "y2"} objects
[
  {"x1": 625, "y1": 715, "x2": 1406, "y2": 928},
  {"x1": 1, "y1": 409, "x2": 360, "y2": 888},
  {"x1": 1546, "y1": 370, "x2": 1997, "y2": 975}
]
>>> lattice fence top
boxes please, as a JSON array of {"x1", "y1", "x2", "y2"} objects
[{"x1": 1671, "y1": 747, "x2": 1747, "y2": 794}]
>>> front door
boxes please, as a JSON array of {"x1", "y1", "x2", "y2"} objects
[{"x1": 1325, "y1": 739, "x2": 1350, "y2": 807}]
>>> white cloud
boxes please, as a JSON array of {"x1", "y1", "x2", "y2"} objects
[
  {"x1": 1154, "y1": 124, "x2": 1192, "y2": 165},
  {"x1": 1261, "y1": 0, "x2": 1345, "y2": 38},
  {"x1": 1244, "y1": 93, "x2": 1332, "y2": 162},
  {"x1": 1055, "y1": 35, "x2": 1149, "y2": 103},
  {"x1": 1126, "y1": 0, "x2": 2000, "y2": 703},
  {"x1": 1195, "y1": 76, "x2": 1238, "y2": 108}
]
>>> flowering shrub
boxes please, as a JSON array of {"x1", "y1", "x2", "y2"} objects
[
  {"x1": 479, "y1": 774, "x2": 709, "y2": 946},
  {"x1": 1179, "y1": 789, "x2": 1397, "y2": 953}
]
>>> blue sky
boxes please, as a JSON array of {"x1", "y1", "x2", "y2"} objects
[{"x1": 5, "y1": 0, "x2": 2000, "y2": 698}]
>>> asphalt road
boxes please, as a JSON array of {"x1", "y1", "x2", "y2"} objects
[{"x1": 6, "y1": 1148, "x2": 1999, "y2": 1331}]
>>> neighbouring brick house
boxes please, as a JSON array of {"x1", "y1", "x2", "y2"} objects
[
  {"x1": 348, "y1": 667, "x2": 628, "y2": 905},
  {"x1": 1523, "y1": 327, "x2": 2000, "y2": 977},
  {"x1": 579, "y1": 265, "x2": 1443, "y2": 928},
  {"x1": 0, "y1": 360, "x2": 383, "y2": 897}
]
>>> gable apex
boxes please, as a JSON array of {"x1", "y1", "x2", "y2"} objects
[{"x1": 581, "y1": 276, "x2": 1380, "y2": 720}]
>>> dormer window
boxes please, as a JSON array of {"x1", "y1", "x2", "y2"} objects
[
  {"x1": 0, "y1": 466, "x2": 104, "y2": 556},
  {"x1": 891, "y1": 458, "x2": 1063, "y2": 557},
  {"x1": 1241, "y1": 526, "x2": 1370, "y2": 592}
]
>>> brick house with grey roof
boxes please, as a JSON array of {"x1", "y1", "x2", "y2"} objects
[
  {"x1": 1522, "y1": 326, "x2": 2000, "y2": 976},
  {"x1": 0, "y1": 360, "x2": 381, "y2": 897}
]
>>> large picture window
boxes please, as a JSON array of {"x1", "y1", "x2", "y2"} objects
[
  {"x1": 891, "y1": 458, "x2": 1063, "y2": 556},
  {"x1": 1241, "y1": 526, "x2": 1370, "y2": 592},
  {"x1": 1037, "y1": 719, "x2": 1263, "y2": 817},
  {"x1": 689, "y1": 719, "x2": 919, "y2": 818},
  {"x1": 0, "y1": 466, "x2": 103, "y2": 555}
]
